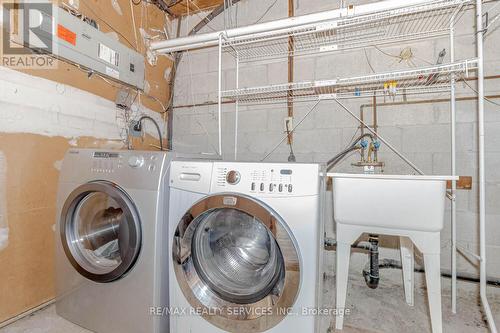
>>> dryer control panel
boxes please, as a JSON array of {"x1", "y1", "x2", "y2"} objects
[{"x1": 212, "y1": 162, "x2": 320, "y2": 197}]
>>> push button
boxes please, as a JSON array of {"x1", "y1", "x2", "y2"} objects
[
  {"x1": 260, "y1": 183, "x2": 265, "y2": 191},
  {"x1": 128, "y1": 155, "x2": 144, "y2": 168},
  {"x1": 278, "y1": 184, "x2": 283, "y2": 192},
  {"x1": 288, "y1": 184, "x2": 293, "y2": 193},
  {"x1": 251, "y1": 182, "x2": 256, "y2": 191},
  {"x1": 269, "y1": 184, "x2": 274, "y2": 192}
]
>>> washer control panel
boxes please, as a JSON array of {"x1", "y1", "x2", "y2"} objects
[
  {"x1": 60, "y1": 149, "x2": 168, "y2": 192},
  {"x1": 212, "y1": 162, "x2": 320, "y2": 197},
  {"x1": 248, "y1": 168, "x2": 294, "y2": 194},
  {"x1": 89, "y1": 151, "x2": 159, "y2": 174}
]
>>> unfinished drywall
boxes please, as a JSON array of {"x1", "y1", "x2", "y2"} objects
[
  {"x1": 0, "y1": 0, "x2": 173, "y2": 113},
  {"x1": 0, "y1": 66, "x2": 166, "y2": 139},
  {"x1": 0, "y1": 151, "x2": 7, "y2": 252},
  {"x1": 171, "y1": 0, "x2": 500, "y2": 282}
]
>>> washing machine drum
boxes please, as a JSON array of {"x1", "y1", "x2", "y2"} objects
[
  {"x1": 60, "y1": 181, "x2": 141, "y2": 283},
  {"x1": 173, "y1": 194, "x2": 301, "y2": 332},
  {"x1": 192, "y1": 208, "x2": 283, "y2": 304}
]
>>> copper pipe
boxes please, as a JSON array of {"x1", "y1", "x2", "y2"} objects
[
  {"x1": 373, "y1": 95, "x2": 378, "y2": 162},
  {"x1": 361, "y1": 94, "x2": 500, "y2": 110}
]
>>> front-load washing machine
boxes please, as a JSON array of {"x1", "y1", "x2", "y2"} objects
[
  {"x1": 168, "y1": 161, "x2": 323, "y2": 333},
  {"x1": 55, "y1": 148, "x2": 173, "y2": 333}
]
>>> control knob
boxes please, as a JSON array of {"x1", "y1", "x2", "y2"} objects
[{"x1": 226, "y1": 170, "x2": 241, "y2": 185}]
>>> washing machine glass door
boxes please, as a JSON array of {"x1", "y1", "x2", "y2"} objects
[
  {"x1": 173, "y1": 194, "x2": 300, "y2": 333},
  {"x1": 60, "y1": 181, "x2": 141, "y2": 283}
]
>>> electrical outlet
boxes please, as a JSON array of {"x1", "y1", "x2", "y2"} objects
[
  {"x1": 129, "y1": 122, "x2": 142, "y2": 137},
  {"x1": 284, "y1": 117, "x2": 293, "y2": 133}
]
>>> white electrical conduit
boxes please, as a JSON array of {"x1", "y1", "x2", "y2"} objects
[
  {"x1": 150, "y1": 0, "x2": 437, "y2": 54},
  {"x1": 476, "y1": 0, "x2": 498, "y2": 332}
]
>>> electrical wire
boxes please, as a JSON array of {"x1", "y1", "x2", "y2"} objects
[
  {"x1": 372, "y1": 45, "x2": 402, "y2": 59},
  {"x1": 347, "y1": 127, "x2": 361, "y2": 146},
  {"x1": 195, "y1": 120, "x2": 219, "y2": 154},
  {"x1": 363, "y1": 48, "x2": 375, "y2": 73},
  {"x1": 129, "y1": 0, "x2": 141, "y2": 53},
  {"x1": 372, "y1": 45, "x2": 433, "y2": 67},
  {"x1": 79, "y1": 0, "x2": 138, "y2": 50},
  {"x1": 139, "y1": 91, "x2": 168, "y2": 112},
  {"x1": 485, "y1": 0, "x2": 500, "y2": 33},
  {"x1": 285, "y1": 119, "x2": 296, "y2": 162},
  {"x1": 460, "y1": 75, "x2": 500, "y2": 107},
  {"x1": 186, "y1": 0, "x2": 218, "y2": 32},
  {"x1": 261, "y1": 100, "x2": 321, "y2": 161},
  {"x1": 134, "y1": 115, "x2": 164, "y2": 150},
  {"x1": 253, "y1": 0, "x2": 279, "y2": 24}
]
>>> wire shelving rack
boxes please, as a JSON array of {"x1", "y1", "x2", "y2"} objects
[
  {"x1": 222, "y1": 0, "x2": 473, "y2": 62},
  {"x1": 222, "y1": 59, "x2": 478, "y2": 104}
]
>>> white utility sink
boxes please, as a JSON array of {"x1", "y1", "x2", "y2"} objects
[{"x1": 328, "y1": 173, "x2": 458, "y2": 232}]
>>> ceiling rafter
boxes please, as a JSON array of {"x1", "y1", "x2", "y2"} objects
[{"x1": 153, "y1": 0, "x2": 225, "y2": 17}]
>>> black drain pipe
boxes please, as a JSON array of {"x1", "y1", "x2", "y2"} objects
[
  {"x1": 324, "y1": 237, "x2": 500, "y2": 287},
  {"x1": 363, "y1": 235, "x2": 380, "y2": 289},
  {"x1": 325, "y1": 236, "x2": 381, "y2": 289}
]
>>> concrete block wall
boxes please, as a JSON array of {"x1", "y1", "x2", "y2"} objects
[{"x1": 171, "y1": 0, "x2": 500, "y2": 280}]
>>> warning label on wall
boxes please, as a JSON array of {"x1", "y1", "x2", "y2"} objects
[{"x1": 57, "y1": 25, "x2": 77, "y2": 46}]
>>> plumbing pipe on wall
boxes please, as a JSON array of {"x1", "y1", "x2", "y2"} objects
[
  {"x1": 449, "y1": 11, "x2": 458, "y2": 314},
  {"x1": 476, "y1": 0, "x2": 498, "y2": 331}
]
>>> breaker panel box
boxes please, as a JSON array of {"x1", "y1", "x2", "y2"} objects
[{"x1": 24, "y1": 6, "x2": 145, "y2": 89}]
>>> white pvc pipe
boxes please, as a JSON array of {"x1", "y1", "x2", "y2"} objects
[
  {"x1": 151, "y1": 0, "x2": 436, "y2": 53},
  {"x1": 450, "y1": 17, "x2": 457, "y2": 315},
  {"x1": 234, "y1": 57, "x2": 239, "y2": 160},
  {"x1": 476, "y1": 0, "x2": 498, "y2": 331},
  {"x1": 218, "y1": 34, "x2": 223, "y2": 157}
]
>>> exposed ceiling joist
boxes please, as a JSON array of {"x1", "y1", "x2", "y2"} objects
[{"x1": 154, "y1": 0, "x2": 224, "y2": 17}]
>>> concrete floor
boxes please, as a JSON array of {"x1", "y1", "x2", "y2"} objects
[{"x1": 2, "y1": 264, "x2": 499, "y2": 333}]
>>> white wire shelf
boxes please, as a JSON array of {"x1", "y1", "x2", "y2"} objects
[
  {"x1": 223, "y1": 0, "x2": 472, "y2": 62},
  {"x1": 222, "y1": 59, "x2": 478, "y2": 104}
]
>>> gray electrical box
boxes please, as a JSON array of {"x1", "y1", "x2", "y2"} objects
[{"x1": 28, "y1": 7, "x2": 145, "y2": 89}]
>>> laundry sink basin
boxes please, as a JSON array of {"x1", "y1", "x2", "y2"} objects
[{"x1": 328, "y1": 173, "x2": 458, "y2": 232}]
